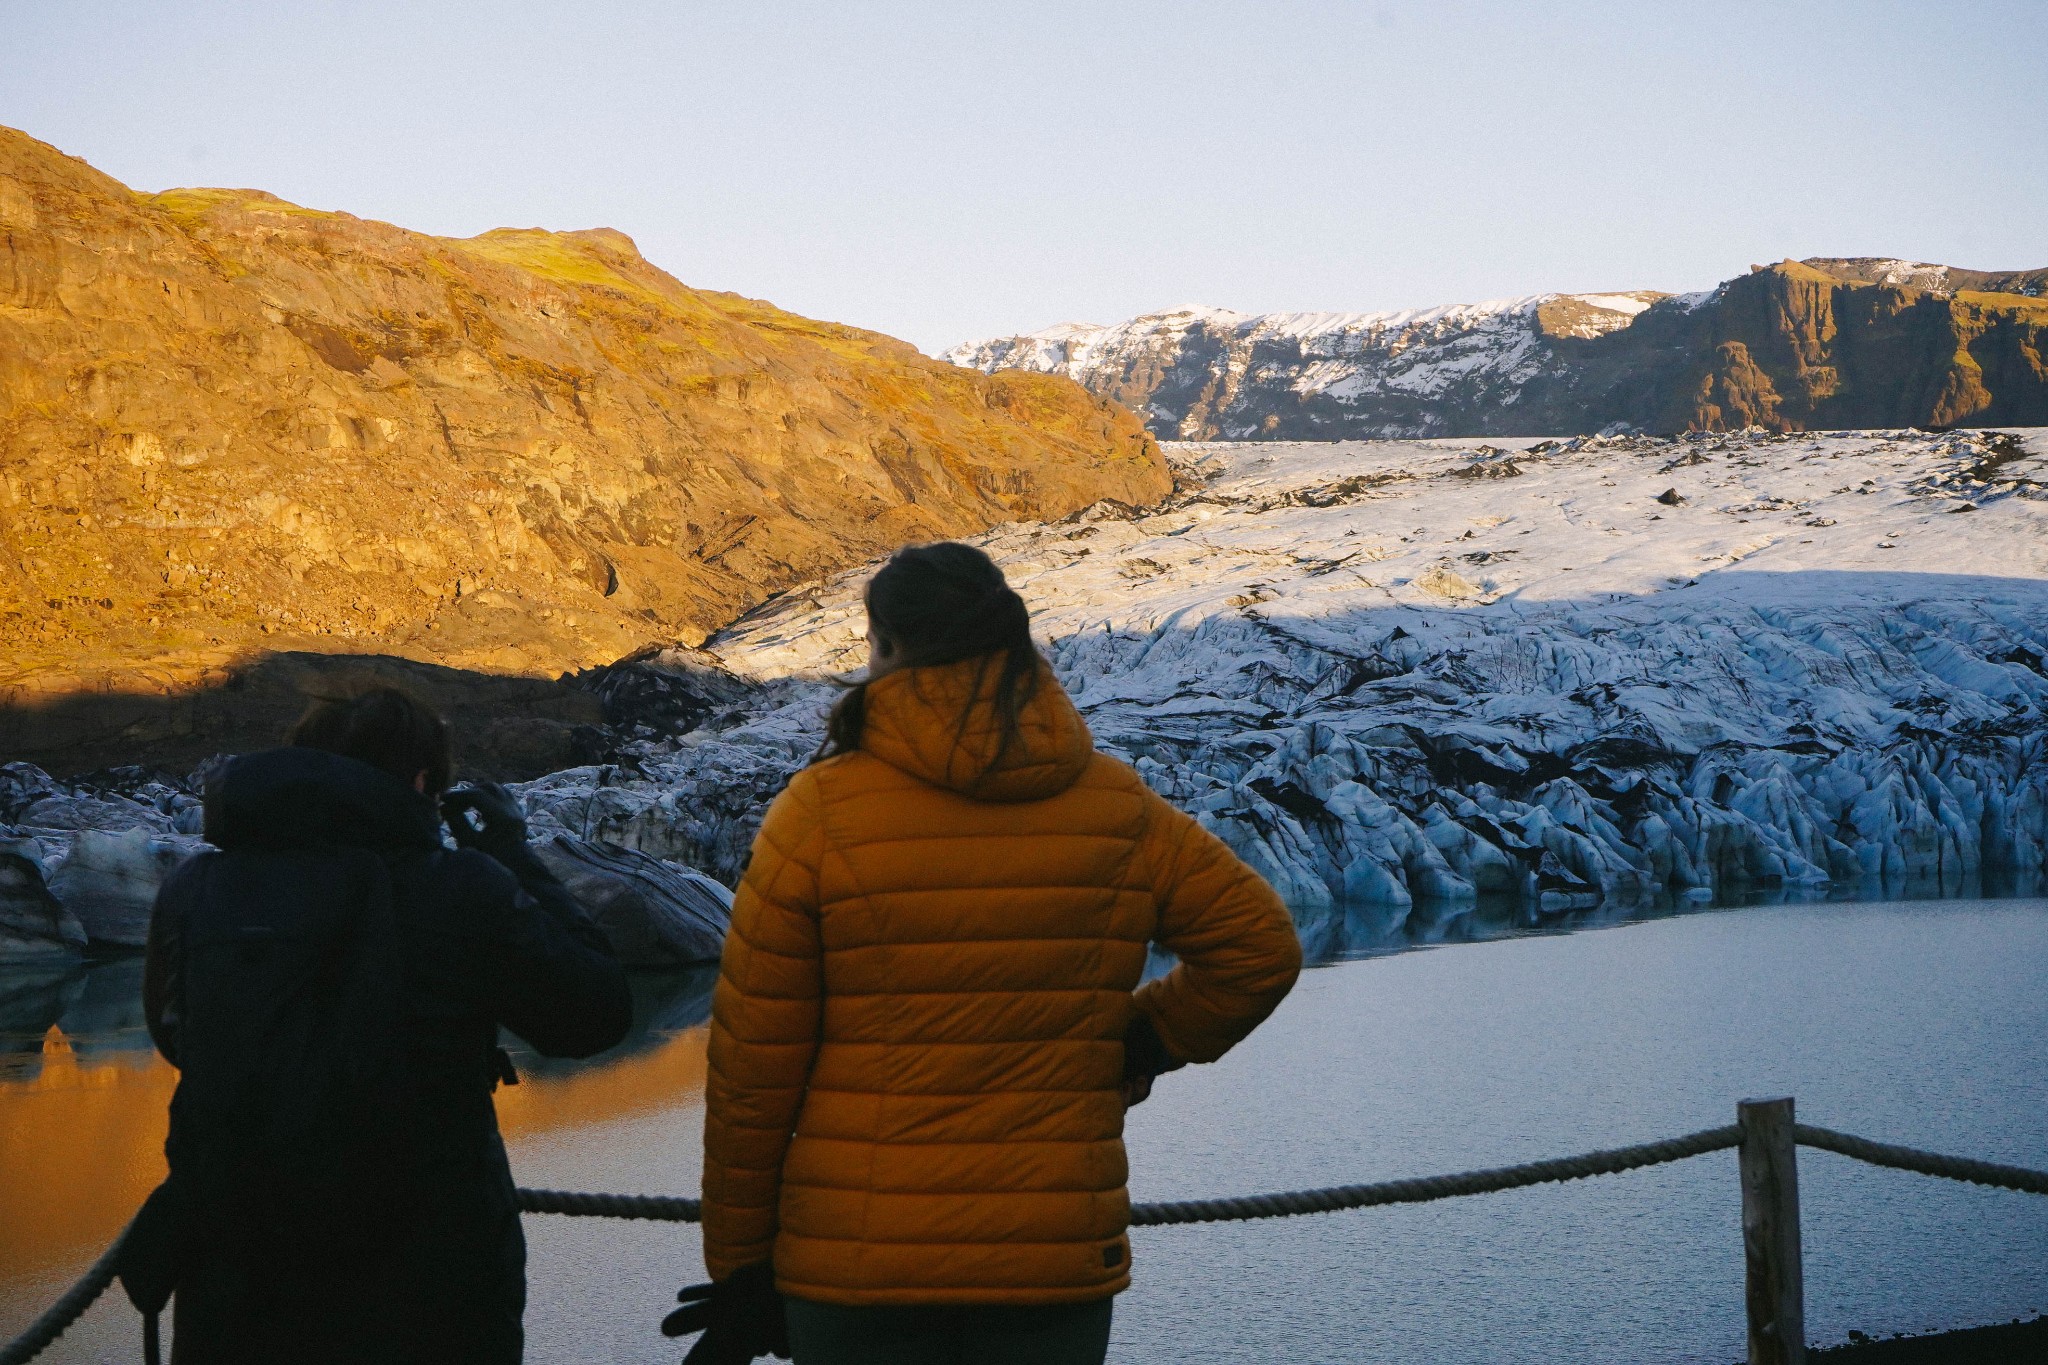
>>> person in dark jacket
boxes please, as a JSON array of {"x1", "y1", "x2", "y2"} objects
[{"x1": 140, "y1": 684, "x2": 633, "y2": 1364}]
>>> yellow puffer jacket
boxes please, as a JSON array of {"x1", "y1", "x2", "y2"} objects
[{"x1": 701, "y1": 655, "x2": 1301, "y2": 1306}]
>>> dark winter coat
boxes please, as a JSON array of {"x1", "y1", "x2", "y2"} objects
[{"x1": 142, "y1": 748, "x2": 632, "y2": 1364}]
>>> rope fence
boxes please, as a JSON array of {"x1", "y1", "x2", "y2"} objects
[
  {"x1": 7, "y1": 1107, "x2": 2044, "y2": 1365},
  {"x1": 1131, "y1": 1124, "x2": 1742, "y2": 1225},
  {"x1": 1794, "y1": 1123, "x2": 2048, "y2": 1196},
  {"x1": 0, "y1": 1221, "x2": 132, "y2": 1365}
]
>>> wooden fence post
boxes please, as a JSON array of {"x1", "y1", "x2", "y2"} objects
[{"x1": 1739, "y1": 1097, "x2": 1806, "y2": 1365}]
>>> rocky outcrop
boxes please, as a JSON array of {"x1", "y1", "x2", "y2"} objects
[
  {"x1": 945, "y1": 259, "x2": 2048, "y2": 439},
  {"x1": 0, "y1": 126, "x2": 1168, "y2": 764},
  {"x1": 44, "y1": 828, "x2": 198, "y2": 948},
  {"x1": 530, "y1": 835, "x2": 729, "y2": 967},
  {"x1": 0, "y1": 837, "x2": 84, "y2": 960},
  {"x1": 1605, "y1": 261, "x2": 2048, "y2": 433}
]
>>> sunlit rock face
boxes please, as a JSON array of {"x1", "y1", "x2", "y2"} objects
[
  {"x1": 514, "y1": 428, "x2": 2048, "y2": 910},
  {"x1": 0, "y1": 125, "x2": 1167, "y2": 734}
]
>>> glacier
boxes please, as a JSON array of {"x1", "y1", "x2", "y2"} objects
[
  {"x1": 4, "y1": 427, "x2": 2044, "y2": 954},
  {"x1": 513, "y1": 426, "x2": 2048, "y2": 913}
]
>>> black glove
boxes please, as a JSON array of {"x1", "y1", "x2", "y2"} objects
[
  {"x1": 1121, "y1": 1012, "x2": 1185, "y2": 1108},
  {"x1": 440, "y1": 781, "x2": 531, "y2": 866},
  {"x1": 662, "y1": 1263, "x2": 788, "y2": 1365}
]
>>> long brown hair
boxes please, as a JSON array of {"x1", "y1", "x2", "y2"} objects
[{"x1": 817, "y1": 542, "x2": 1038, "y2": 769}]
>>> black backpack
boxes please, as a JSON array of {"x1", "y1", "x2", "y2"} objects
[{"x1": 120, "y1": 843, "x2": 415, "y2": 1352}]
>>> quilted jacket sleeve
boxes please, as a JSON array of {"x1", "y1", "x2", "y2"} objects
[
  {"x1": 701, "y1": 770, "x2": 828, "y2": 1280},
  {"x1": 1132, "y1": 789, "x2": 1302, "y2": 1064}
]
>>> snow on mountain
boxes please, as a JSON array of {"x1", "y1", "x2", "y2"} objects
[
  {"x1": 515, "y1": 427, "x2": 2048, "y2": 918},
  {"x1": 944, "y1": 261, "x2": 2048, "y2": 439},
  {"x1": 939, "y1": 294, "x2": 1660, "y2": 439},
  {"x1": 1820, "y1": 259, "x2": 1957, "y2": 291}
]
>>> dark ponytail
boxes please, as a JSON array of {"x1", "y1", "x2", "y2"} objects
[{"x1": 817, "y1": 542, "x2": 1039, "y2": 769}]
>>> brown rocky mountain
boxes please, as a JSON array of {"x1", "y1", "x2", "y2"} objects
[
  {"x1": 1592, "y1": 259, "x2": 2048, "y2": 432},
  {"x1": 946, "y1": 258, "x2": 2048, "y2": 439},
  {"x1": 0, "y1": 128, "x2": 1166, "y2": 773},
  {"x1": 1798, "y1": 258, "x2": 2048, "y2": 296}
]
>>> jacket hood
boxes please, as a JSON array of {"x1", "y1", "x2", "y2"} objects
[
  {"x1": 858, "y1": 655, "x2": 1094, "y2": 803},
  {"x1": 205, "y1": 747, "x2": 444, "y2": 852}
]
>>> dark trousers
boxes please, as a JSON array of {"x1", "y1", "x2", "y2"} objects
[{"x1": 784, "y1": 1296, "x2": 1114, "y2": 1365}]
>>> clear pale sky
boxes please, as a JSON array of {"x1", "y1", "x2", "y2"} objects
[{"x1": 4, "y1": 0, "x2": 2043, "y2": 353}]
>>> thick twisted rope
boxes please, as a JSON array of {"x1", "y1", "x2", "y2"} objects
[
  {"x1": 518, "y1": 1188, "x2": 702, "y2": 1221},
  {"x1": 0, "y1": 1221, "x2": 129, "y2": 1365},
  {"x1": 14, "y1": 1124, "x2": 2047, "y2": 1364},
  {"x1": 1131, "y1": 1123, "x2": 1742, "y2": 1225},
  {"x1": 1796, "y1": 1124, "x2": 2048, "y2": 1195},
  {"x1": 514, "y1": 1127, "x2": 1748, "y2": 1230}
]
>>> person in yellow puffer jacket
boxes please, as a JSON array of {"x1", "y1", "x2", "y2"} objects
[{"x1": 669, "y1": 541, "x2": 1302, "y2": 1365}]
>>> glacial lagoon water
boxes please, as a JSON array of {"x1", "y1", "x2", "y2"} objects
[{"x1": 4, "y1": 896, "x2": 2046, "y2": 1364}]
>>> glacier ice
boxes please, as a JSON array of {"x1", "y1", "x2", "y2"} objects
[{"x1": 514, "y1": 428, "x2": 2048, "y2": 917}]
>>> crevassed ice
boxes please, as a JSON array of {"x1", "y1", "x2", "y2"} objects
[{"x1": 518, "y1": 427, "x2": 2048, "y2": 915}]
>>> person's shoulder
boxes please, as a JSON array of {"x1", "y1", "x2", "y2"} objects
[
  {"x1": 1061, "y1": 752, "x2": 1177, "y2": 836},
  {"x1": 153, "y1": 847, "x2": 219, "y2": 908},
  {"x1": 777, "y1": 753, "x2": 891, "y2": 808},
  {"x1": 1074, "y1": 750, "x2": 1157, "y2": 798},
  {"x1": 1078, "y1": 749, "x2": 1139, "y2": 782},
  {"x1": 801, "y1": 750, "x2": 888, "y2": 785},
  {"x1": 418, "y1": 845, "x2": 521, "y2": 903},
  {"x1": 162, "y1": 847, "x2": 220, "y2": 885}
]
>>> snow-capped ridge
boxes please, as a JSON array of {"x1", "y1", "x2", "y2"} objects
[
  {"x1": 943, "y1": 289, "x2": 1672, "y2": 441},
  {"x1": 947, "y1": 260, "x2": 2048, "y2": 439}
]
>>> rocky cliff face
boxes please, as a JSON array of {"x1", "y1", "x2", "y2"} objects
[
  {"x1": 1595, "y1": 260, "x2": 2048, "y2": 433},
  {"x1": 0, "y1": 127, "x2": 1167, "y2": 766},
  {"x1": 944, "y1": 259, "x2": 2048, "y2": 439}
]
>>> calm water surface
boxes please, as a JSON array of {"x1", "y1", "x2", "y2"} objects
[{"x1": 3, "y1": 897, "x2": 2046, "y2": 1364}]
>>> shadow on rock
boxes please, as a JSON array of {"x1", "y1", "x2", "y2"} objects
[{"x1": 1, "y1": 650, "x2": 612, "y2": 782}]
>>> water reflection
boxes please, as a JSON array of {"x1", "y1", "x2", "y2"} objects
[
  {"x1": 1291, "y1": 894, "x2": 1718, "y2": 966},
  {"x1": 0, "y1": 959, "x2": 719, "y2": 1310},
  {"x1": 0, "y1": 955, "x2": 173, "y2": 1287},
  {"x1": 0, "y1": 957, "x2": 155, "y2": 1078},
  {"x1": 1287, "y1": 874, "x2": 2032, "y2": 969}
]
